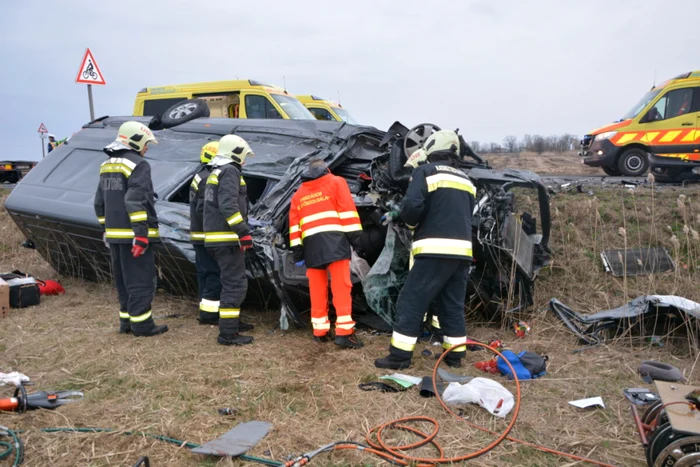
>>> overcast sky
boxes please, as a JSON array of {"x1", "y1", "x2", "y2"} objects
[{"x1": 1, "y1": 0, "x2": 697, "y2": 161}]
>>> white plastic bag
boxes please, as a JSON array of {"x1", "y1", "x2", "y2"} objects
[{"x1": 442, "y1": 377, "x2": 515, "y2": 418}]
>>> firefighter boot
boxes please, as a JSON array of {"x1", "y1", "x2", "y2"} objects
[
  {"x1": 119, "y1": 313, "x2": 131, "y2": 334},
  {"x1": 374, "y1": 354, "x2": 412, "y2": 370},
  {"x1": 334, "y1": 332, "x2": 364, "y2": 349},
  {"x1": 217, "y1": 333, "x2": 254, "y2": 346},
  {"x1": 133, "y1": 324, "x2": 169, "y2": 337}
]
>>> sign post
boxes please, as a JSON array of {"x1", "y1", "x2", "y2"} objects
[
  {"x1": 38, "y1": 123, "x2": 48, "y2": 159},
  {"x1": 75, "y1": 48, "x2": 106, "y2": 121}
]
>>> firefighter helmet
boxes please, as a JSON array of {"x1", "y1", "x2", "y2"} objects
[
  {"x1": 423, "y1": 130, "x2": 459, "y2": 157},
  {"x1": 115, "y1": 121, "x2": 158, "y2": 152},
  {"x1": 200, "y1": 141, "x2": 219, "y2": 164},
  {"x1": 217, "y1": 134, "x2": 254, "y2": 164}
]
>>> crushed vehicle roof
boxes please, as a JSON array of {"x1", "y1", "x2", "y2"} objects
[{"x1": 5, "y1": 116, "x2": 551, "y2": 330}]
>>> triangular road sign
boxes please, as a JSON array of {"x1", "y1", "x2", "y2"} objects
[
  {"x1": 75, "y1": 48, "x2": 106, "y2": 85},
  {"x1": 37, "y1": 123, "x2": 48, "y2": 134}
]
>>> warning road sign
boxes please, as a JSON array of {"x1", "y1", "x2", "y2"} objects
[
  {"x1": 38, "y1": 123, "x2": 48, "y2": 134},
  {"x1": 75, "y1": 48, "x2": 106, "y2": 85}
]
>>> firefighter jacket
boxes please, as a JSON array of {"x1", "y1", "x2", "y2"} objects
[
  {"x1": 203, "y1": 162, "x2": 249, "y2": 247},
  {"x1": 189, "y1": 165, "x2": 211, "y2": 245},
  {"x1": 401, "y1": 161, "x2": 476, "y2": 260},
  {"x1": 288, "y1": 167, "x2": 362, "y2": 269},
  {"x1": 94, "y1": 148, "x2": 160, "y2": 244}
]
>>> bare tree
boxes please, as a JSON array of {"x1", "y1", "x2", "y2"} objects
[
  {"x1": 489, "y1": 142, "x2": 502, "y2": 153},
  {"x1": 532, "y1": 135, "x2": 546, "y2": 155},
  {"x1": 522, "y1": 134, "x2": 533, "y2": 152},
  {"x1": 503, "y1": 135, "x2": 518, "y2": 153},
  {"x1": 469, "y1": 141, "x2": 481, "y2": 153}
]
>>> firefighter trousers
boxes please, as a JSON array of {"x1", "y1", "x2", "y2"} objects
[
  {"x1": 208, "y1": 246, "x2": 247, "y2": 335},
  {"x1": 389, "y1": 257, "x2": 469, "y2": 361},
  {"x1": 195, "y1": 244, "x2": 222, "y2": 322},
  {"x1": 110, "y1": 243, "x2": 157, "y2": 333},
  {"x1": 306, "y1": 258, "x2": 355, "y2": 336}
]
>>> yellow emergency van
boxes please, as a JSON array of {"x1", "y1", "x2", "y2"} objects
[
  {"x1": 581, "y1": 71, "x2": 700, "y2": 178},
  {"x1": 296, "y1": 95, "x2": 358, "y2": 124},
  {"x1": 133, "y1": 79, "x2": 315, "y2": 126}
]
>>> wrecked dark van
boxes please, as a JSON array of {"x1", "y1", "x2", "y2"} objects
[{"x1": 4, "y1": 117, "x2": 551, "y2": 330}]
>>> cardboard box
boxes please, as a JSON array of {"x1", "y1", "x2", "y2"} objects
[{"x1": 0, "y1": 277, "x2": 9, "y2": 317}]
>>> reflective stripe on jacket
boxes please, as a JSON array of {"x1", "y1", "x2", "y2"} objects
[
  {"x1": 203, "y1": 163, "x2": 249, "y2": 247},
  {"x1": 189, "y1": 166, "x2": 211, "y2": 245},
  {"x1": 93, "y1": 150, "x2": 160, "y2": 244},
  {"x1": 289, "y1": 172, "x2": 362, "y2": 269},
  {"x1": 401, "y1": 162, "x2": 475, "y2": 260}
]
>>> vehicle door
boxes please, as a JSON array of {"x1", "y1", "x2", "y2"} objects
[
  {"x1": 640, "y1": 87, "x2": 698, "y2": 160},
  {"x1": 240, "y1": 91, "x2": 285, "y2": 119}
]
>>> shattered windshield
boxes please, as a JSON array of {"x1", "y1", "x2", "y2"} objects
[
  {"x1": 333, "y1": 106, "x2": 358, "y2": 125},
  {"x1": 622, "y1": 88, "x2": 662, "y2": 120},
  {"x1": 271, "y1": 94, "x2": 316, "y2": 120}
]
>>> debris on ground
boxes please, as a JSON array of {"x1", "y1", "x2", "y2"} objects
[
  {"x1": 638, "y1": 360, "x2": 685, "y2": 383},
  {"x1": 569, "y1": 396, "x2": 605, "y2": 410},
  {"x1": 601, "y1": 246, "x2": 675, "y2": 277},
  {"x1": 549, "y1": 296, "x2": 700, "y2": 348},
  {"x1": 191, "y1": 421, "x2": 273, "y2": 457},
  {"x1": 442, "y1": 377, "x2": 515, "y2": 418},
  {"x1": 623, "y1": 388, "x2": 659, "y2": 406}
]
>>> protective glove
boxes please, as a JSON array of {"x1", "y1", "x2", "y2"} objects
[
  {"x1": 132, "y1": 237, "x2": 149, "y2": 258},
  {"x1": 239, "y1": 235, "x2": 253, "y2": 251},
  {"x1": 102, "y1": 232, "x2": 109, "y2": 249},
  {"x1": 380, "y1": 210, "x2": 400, "y2": 226},
  {"x1": 295, "y1": 260, "x2": 305, "y2": 267}
]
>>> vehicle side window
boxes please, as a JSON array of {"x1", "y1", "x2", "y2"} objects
[
  {"x1": 308, "y1": 107, "x2": 334, "y2": 121},
  {"x1": 646, "y1": 88, "x2": 694, "y2": 122},
  {"x1": 691, "y1": 87, "x2": 700, "y2": 113},
  {"x1": 245, "y1": 95, "x2": 282, "y2": 119}
]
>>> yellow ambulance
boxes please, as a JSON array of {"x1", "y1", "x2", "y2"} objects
[
  {"x1": 296, "y1": 95, "x2": 358, "y2": 124},
  {"x1": 581, "y1": 71, "x2": 700, "y2": 178}
]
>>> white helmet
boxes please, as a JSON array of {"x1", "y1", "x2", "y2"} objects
[
  {"x1": 423, "y1": 130, "x2": 459, "y2": 158},
  {"x1": 48, "y1": 134, "x2": 55, "y2": 138},
  {"x1": 404, "y1": 148, "x2": 427, "y2": 168},
  {"x1": 114, "y1": 121, "x2": 158, "y2": 152},
  {"x1": 217, "y1": 134, "x2": 254, "y2": 164}
]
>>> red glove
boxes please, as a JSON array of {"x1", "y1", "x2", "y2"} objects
[
  {"x1": 132, "y1": 237, "x2": 149, "y2": 258},
  {"x1": 239, "y1": 235, "x2": 253, "y2": 251}
]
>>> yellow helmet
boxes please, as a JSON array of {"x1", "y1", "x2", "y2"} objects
[
  {"x1": 217, "y1": 134, "x2": 254, "y2": 164},
  {"x1": 200, "y1": 141, "x2": 219, "y2": 164},
  {"x1": 115, "y1": 121, "x2": 157, "y2": 152},
  {"x1": 423, "y1": 130, "x2": 459, "y2": 158},
  {"x1": 404, "y1": 148, "x2": 427, "y2": 168}
]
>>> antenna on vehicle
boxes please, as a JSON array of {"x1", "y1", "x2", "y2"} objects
[
  {"x1": 653, "y1": 69, "x2": 657, "y2": 88},
  {"x1": 337, "y1": 90, "x2": 341, "y2": 106},
  {"x1": 283, "y1": 76, "x2": 287, "y2": 94}
]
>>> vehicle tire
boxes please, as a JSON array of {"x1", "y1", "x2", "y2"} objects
[
  {"x1": 617, "y1": 147, "x2": 649, "y2": 176},
  {"x1": 601, "y1": 166, "x2": 620, "y2": 176},
  {"x1": 160, "y1": 99, "x2": 210, "y2": 128},
  {"x1": 652, "y1": 167, "x2": 696, "y2": 184}
]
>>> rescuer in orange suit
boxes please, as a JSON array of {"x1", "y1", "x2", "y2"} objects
[{"x1": 289, "y1": 159, "x2": 365, "y2": 348}]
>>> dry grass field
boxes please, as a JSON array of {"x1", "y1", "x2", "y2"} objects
[{"x1": 1, "y1": 183, "x2": 700, "y2": 466}]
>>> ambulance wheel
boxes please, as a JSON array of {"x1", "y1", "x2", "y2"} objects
[
  {"x1": 653, "y1": 435, "x2": 700, "y2": 467},
  {"x1": 617, "y1": 147, "x2": 649, "y2": 176},
  {"x1": 601, "y1": 166, "x2": 620, "y2": 176},
  {"x1": 160, "y1": 99, "x2": 210, "y2": 128}
]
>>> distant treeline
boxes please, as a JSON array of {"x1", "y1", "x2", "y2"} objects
[{"x1": 471, "y1": 134, "x2": 580, "y2": 154}]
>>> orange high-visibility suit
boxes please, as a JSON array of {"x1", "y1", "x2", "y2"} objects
[{"x1": 289, "y1": 166, "x2": 362, "y2": 337}]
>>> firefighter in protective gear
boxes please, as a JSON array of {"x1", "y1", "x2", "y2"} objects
[
  {"x1": 288, "y1": 159, "x2": 364, "y2": 348},
  {"x1": 94, "y1": 121, "x2": 168, "y2": 337},
  {"x1": 375, "y1": 130, "x2": 475, "y2": 369},
  {"x1": 203, "y1": 134, "x2": 255, "y2": 346},
  {"x1": 191, "y1": 142, "x2": 255, "y2": 332}
]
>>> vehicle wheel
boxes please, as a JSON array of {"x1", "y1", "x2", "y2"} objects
[
  {"x1": 617, "y1": 147, "x2": 649, "y2": 176},
  {"x1": 160, "y1": 99, "x2": 210, "y2": 127},
  {"x1": 652, "y1": 167, "x2": 696, "y2": 184},
  {"x1": 601, "y1": 166, "x2": 620, "y2": 176},
  {"x1": 9, "y1": 173, "x2": 20, "y2": 183}
]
